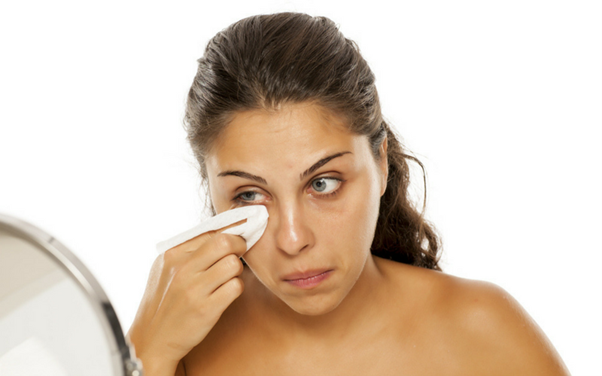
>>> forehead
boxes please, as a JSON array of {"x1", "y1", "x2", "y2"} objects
[{"x1": 206, "y1": 103, "x2": 365, "y2": 172}]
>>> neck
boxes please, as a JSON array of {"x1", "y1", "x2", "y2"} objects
[{"x1": 243, "y1": 255, "x2": 388, "y2": 343}]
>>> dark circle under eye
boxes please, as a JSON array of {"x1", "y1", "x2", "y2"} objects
[{"x1": 312, "y1": 178, "x2": 328, "y2": 192}]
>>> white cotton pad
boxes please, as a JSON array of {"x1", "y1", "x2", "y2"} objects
[{"x1": 156, "y1": 205, "x2": 269, "y2": 254}]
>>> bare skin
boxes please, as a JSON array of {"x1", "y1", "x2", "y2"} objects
[
  {"x1": 129, "y1": 102, "x2": 569, "y2": 375},
  {"x1": 183, "y1": 259, "x2": 570, "y2": 375}
]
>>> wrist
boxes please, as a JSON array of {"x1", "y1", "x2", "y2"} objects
[{"x1": 126, "y1": 331, "x2": 181, "y2": 376}]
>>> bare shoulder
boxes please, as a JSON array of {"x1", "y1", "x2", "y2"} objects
[
  {"x1": 427, "y1": 270, "x2": 570, "y2": 375},
  {"x1": 376, "y1": 257, "x2": 571, "y2": 376}
]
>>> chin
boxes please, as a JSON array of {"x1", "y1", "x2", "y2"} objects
[{"x1": 283, "y1": 293, "x2": 345, "y2": 316}]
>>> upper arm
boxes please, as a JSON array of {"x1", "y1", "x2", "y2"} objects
[{"x1": 449, "y1": 279, "x2": 571, "y2": 376}]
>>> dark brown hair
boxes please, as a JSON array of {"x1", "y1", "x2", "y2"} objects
[{"x1": 185, "y1": 12, "x2": 442, "y2": 270}]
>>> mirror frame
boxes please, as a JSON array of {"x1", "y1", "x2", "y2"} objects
[{"x1": 0, "y1": 213, "x2": 143, "y2": 376}]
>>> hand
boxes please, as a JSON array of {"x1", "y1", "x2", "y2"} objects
[{"x1": 127, "y1": 222, "x2": 247, "y2": 374}]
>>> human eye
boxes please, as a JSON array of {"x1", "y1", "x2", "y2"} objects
[
  {"x1": 232, "y1": 190, "x2": 267, "y2": 205},
  {"x1": 309, "y1": 177, "x2": 343, "y2": 197}
]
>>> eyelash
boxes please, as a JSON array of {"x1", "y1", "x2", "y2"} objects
[{"x1": 232, "y1": 177, "x2": 345, "y2": 205}]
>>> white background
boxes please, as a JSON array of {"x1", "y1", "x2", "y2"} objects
[{"x1": 1, "y1": 0, "x2": 600, "y2": 374}]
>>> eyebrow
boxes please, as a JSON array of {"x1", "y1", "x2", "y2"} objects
[
  {"x1": 217, "y1": 170, "x2": 267, "y2": 185},
  {"x1": 217, "y1": 151, "x2": 352, "y2": 185}
]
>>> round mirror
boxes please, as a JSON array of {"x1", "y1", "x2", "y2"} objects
[{"x1": 0, "y1": 213, "x2": 143, "y2": 376}]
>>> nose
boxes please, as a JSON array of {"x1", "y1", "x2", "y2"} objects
[{"x1": 272, "y1": 201, "x2": 313, "y2": 256}]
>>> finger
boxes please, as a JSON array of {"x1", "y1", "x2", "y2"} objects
[
  {"x1": 180, "y1": 232, "x2": 247, "y2": 274},
  {"x1": 208, "y1": 277, "x2": 245, "y2": 310},
  {"x1": 197, "y1": 253, "x2": 244, "y2": 295}
]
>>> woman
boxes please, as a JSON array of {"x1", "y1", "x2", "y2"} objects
[{"x1": 127, "y1": 12, "x2": 570, "y2": 375}]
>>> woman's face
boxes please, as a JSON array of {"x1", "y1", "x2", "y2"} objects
[{"x1": 205, "y1": 102, "x2": 387, "y2": 316}]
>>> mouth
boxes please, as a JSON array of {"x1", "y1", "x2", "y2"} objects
[{"x1": 282, "y1": 269, "x2": 333, "y2": 289}]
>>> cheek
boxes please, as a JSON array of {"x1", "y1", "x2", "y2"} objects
[
  {"x1": 241, "y1": 236, "x2": 279, "y2": 286},
  {"x1": 321, "y1": 175, "x2": 380, "y2": 245}
]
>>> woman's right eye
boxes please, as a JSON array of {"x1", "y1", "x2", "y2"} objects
[{"x1": 233, "y1": 191, "x2": 266, "y2": 204}]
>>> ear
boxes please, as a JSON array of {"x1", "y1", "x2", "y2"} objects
[{"x1": 378, "y1": 136, "x2": 388, "y2": 197}]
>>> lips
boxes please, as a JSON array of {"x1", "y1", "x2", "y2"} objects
[
  {"x1": 282, "y1": 268, "x2": 332, "y2": 281},
  {"x1": 282, "y1": 268, "x2": 333, "y2": 289}
]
